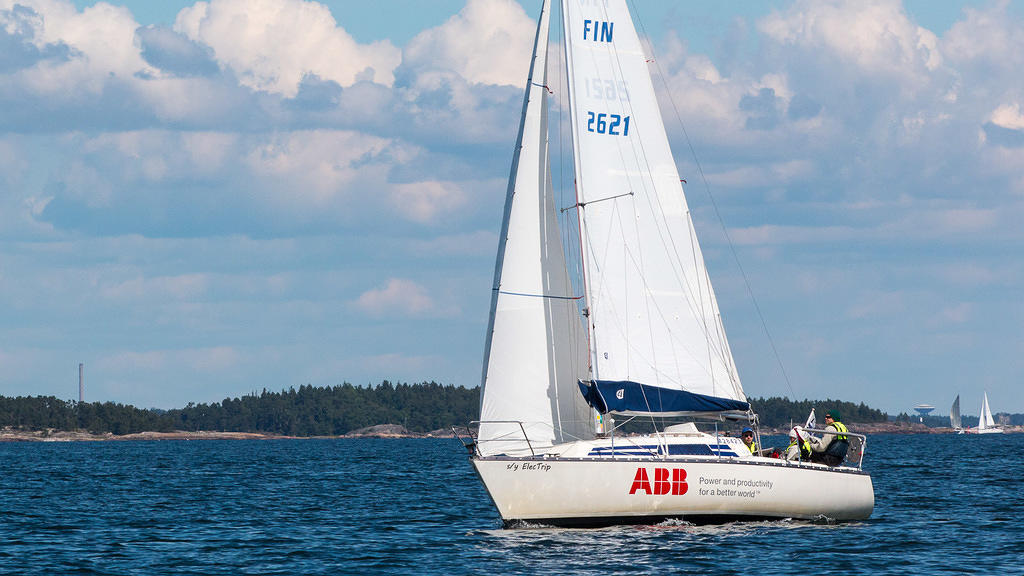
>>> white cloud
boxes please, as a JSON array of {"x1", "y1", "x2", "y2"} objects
[
  {"x1": 389, "y1": 180, "x2": 467, "y2": 224},
  {"x1": 845, "y1": 290, "x2": 906, "y2": 320},
  {"x1": 729, "y1": 224, "x2": 858, "y2": 246},
  {"x1": 62, "y1": 159, "x2": 114, "y2": 206},
  {"x1": 8, "y1": 0, "x2": 153, "y2": 94},
  {"x1": 410, "y1": 230, "x2": 496, "y2": 257},
  {"x1": 403, "y1": 0, "x2": 534, "y2": 88},
  {"x1": 131, "y1": 75, "x2": 244, "y2": 124},
  {"x1": 709, "y1": 160, "x2": 815, "y2": 189},
  {"x1": 938, "y1": 302, "x2": 972, "y2": 324},
  {"x1": 244, "y1": 129, "x2": 394, "y2": 204},
  {"x1": 101, "y1": 273, "x2": 208, "y2": 301},
  {"x1": 654, "y1": 38, "x2": 742, "y2": 133},
  {"x1": 991, "y1": 103, "x2": 1024, "y2": 131},
  {"x1": 759, "y1": 0, "x2": 941, "y2": 77},
  {"x1": 352, "y1": 276, "x2": 464, "y2": 319},
  {"x1": 181, "y1": 346, "x2": 240, "y2": 371},
  {"x1": 181, "y1": 131, "x2": 237, "y2": 173},
  {"x1": 0, "y1": 139, "x2": 27, "y2": 200},
  {"x1": 355, "y1": 278, "x2": 437, "y2": 317},
  {"x1": 20, "y1": 128, "x2": 485, "y2": 236},
  {"x1": 944, "y1": 0, "x2": 1024, "y2": 70},
  {"x1": 174, "y1": 0, "x2": 401, "y2": 96},
  {"x1": 97, "y1": 346, "x2": 241, "y2": 373},
  {"x1": 888, "y1": 207, "x2": 999, "y2": 237},
  {"x1": 98, "y1": 349, "x2": 169, "y2": 371}
]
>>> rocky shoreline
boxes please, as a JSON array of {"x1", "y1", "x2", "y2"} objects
[
  {"x1": 2, "y1": 422, "x2": 1020, "y2": 442},
  {"x1": 0, "y1": 424, "x2": 457, "y2": 442}
]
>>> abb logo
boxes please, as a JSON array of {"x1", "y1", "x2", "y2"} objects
[{"x1": 628, "y1": 467, "x2": 688, "y2": 495}]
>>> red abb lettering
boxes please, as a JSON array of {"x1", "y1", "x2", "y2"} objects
[
  {"x1": 629, "y1": 467, "x2": 687, "y2": 495},
  {"x1": 629, "y1": 467, "x2": 651, "y2": 494},
  {"x1": 672, "y1": 468, "x2": 688, "y2": 495},
  {"x1": 653, "y1": 468, "x2": 670, "y2": 495}
]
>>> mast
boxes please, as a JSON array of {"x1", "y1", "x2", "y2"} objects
[{"x1": 560, "y1": 0, "x2": 598, "y2": 383}]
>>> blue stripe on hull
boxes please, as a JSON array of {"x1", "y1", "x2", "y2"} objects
[{"x1": 587, "y1": 444, "x2": 738, "y2": 457}]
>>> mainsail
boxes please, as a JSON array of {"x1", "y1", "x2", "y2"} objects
[
  {"x1": 562, "y1": 0, "x2": 747, "y2": 414},
  {"x1": 949, "y1": 395, "x2": 961, "y2": 429},
  {"x1": 477, "y1": 0, "x2": 594, "y2": 457}
]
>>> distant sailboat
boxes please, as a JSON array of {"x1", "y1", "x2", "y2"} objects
[
  {"x1": 972, "y1": 392, "x2": 1003, "y2": 434},
  {"x1": 949, "y1": 395, "x2": 963, "y2": 434}
]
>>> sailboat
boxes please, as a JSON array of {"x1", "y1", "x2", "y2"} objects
[
  {"x1": 970, "y1": 392, "x2": 1003, "y2": 434},
  {"x1": 950, "y1": 395, "x2": 963, "y2": 434},
  {"x1": 463, "y1": 0, "x2": 873, "y2": 526}
]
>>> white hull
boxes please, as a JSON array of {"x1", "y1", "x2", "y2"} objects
[
  {"x1": 969, "y1": 428, "x2": 1004, "y2": 434},
  {"x1": 473, "y1": 454, "x2": 873, "y2": 526}
]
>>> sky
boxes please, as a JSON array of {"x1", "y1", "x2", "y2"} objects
[{"x1": 1, "y1": 0, "x2": 1023, "y2": 417}]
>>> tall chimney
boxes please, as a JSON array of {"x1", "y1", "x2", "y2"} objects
[{"x1": 79, "y1": 363, "x2": 84, "y2": 403}]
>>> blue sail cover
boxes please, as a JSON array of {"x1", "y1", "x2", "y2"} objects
[{"x1": 578, "y1": 380, "x2": 750, "y2": 415}]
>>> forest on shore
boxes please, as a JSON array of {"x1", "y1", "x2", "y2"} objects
[{"x1": 0, "y1": 381, "x2": 907, "y2": 436}]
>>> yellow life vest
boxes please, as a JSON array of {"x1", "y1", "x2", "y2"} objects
[
  {"x1": 832, "y1": 421, "x2": 849, "y2": 440},
  {"x1": 788, "y1": 438, "x2": 811, "y2": 459}
]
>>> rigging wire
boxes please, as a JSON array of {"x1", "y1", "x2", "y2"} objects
[{"x1": 628, "y1": 0, "x2": 797, "y2": 401}]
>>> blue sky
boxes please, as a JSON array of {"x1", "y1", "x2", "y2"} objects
[{"x1": 2, "y1": 0, "x2": 1023, "y2": 417}]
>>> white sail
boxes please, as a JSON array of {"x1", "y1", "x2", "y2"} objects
[
  {"x1": 561, "y1": 0, "x2": 744, "y2": 406},
  {"x1": 949, "y1": 395, "x2": 961, "y2": 430},
  {"x1": 478, "y1": 0, "x2": 594, "y2": 457}
]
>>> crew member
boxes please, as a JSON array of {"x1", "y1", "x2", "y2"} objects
[
  {"x1": 741, "y1": 427, "x2": 757, "y2": 454},
  {"x1": 811, "y1": 409, "x2": 850, "y2": 466},
  {"x1": 785, "y1": 426, "x2": 812, "y2": 461}
]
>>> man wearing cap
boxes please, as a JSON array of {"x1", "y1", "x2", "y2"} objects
[
  {"x1": 741, "y1": 427, "x2": 757, "y2": 454},
  {"x1": 810, "y1": 409, "x2": 850, "y2": 466}
]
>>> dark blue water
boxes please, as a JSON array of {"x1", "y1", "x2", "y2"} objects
[{"x1": 1, "y1": 434, "x2": 1021, "y2": 575}]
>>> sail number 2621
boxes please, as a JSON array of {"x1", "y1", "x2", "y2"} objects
[{"x1": 587, "y1": 112, "x2": 630, "y2": 136}]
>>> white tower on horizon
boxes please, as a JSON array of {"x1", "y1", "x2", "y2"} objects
[{"x1": 913, "y1": 403, "x2": 935, "y2": 423}]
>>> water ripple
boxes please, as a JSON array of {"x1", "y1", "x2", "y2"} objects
[{"x1": 1, "y1": 435, "x2": 1023, "y2": 575}]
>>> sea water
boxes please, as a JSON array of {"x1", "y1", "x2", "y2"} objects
[{"x1": 1, "y1": 434, "x2": 1021, "y2": 575}]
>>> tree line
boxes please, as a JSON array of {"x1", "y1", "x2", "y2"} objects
[
  {"x1": 747, "y1": 396, "x2": 888, "y2": 427},
  {"x1": 0, "y1": 381, "x2": 479, "y2": 436},
  {"x1": 170, "y1": 381, "x2": 479, "y2": 435},
  {"x1": 6, "y1": 383, "x2": 1016, "y2": 436}
]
